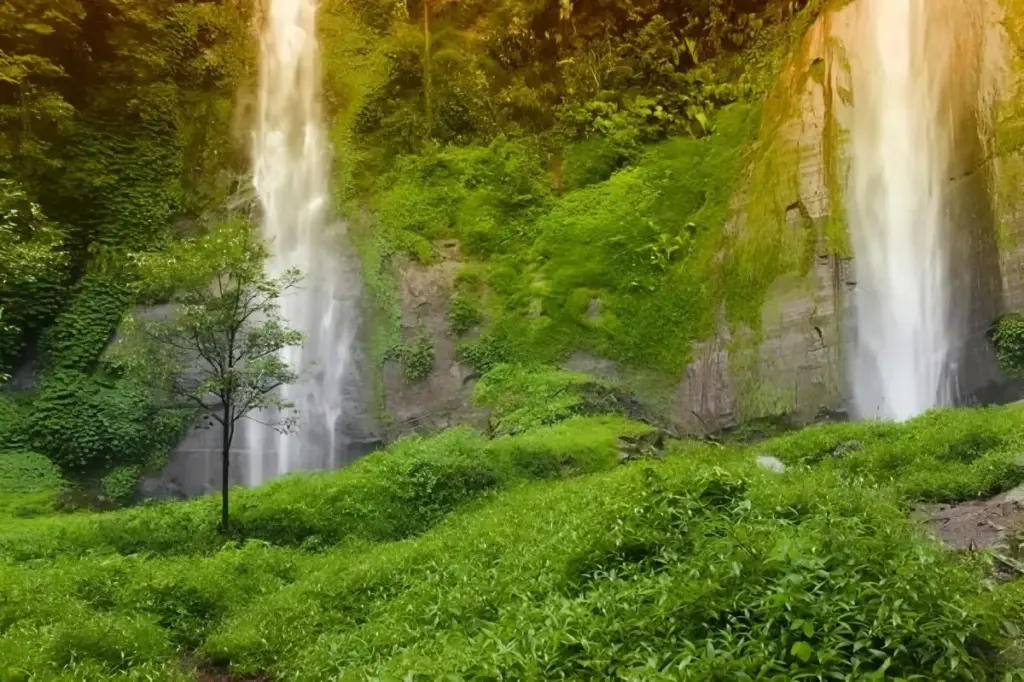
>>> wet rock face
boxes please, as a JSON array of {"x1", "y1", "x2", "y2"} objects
[
  {"x1": 830, "y1": 440, "x2": 862, "y2": 459},
  {"x1": 382, "y1": 244, "x2": 490, "y2": 439},
  {"x1": 672, "y1": 7, "x2": 856, "y2": 435},
  {"x1": 675, "y1": 0, "x2": 1016, "y2": 434}
]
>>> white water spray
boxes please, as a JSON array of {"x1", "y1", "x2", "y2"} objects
[
  {"x1": 247, "y1": 0, "x2": 356, "y2": 483},
  {"x1": 847, "y1": 0, "x2": 959, "y2": 421}
]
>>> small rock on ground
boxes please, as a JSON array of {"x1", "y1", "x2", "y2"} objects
[{"x1": 756, "y1": 455, "x2": 787, "y2": 474}]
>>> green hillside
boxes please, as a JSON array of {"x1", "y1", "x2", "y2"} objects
[{"x1": 5, "y1": 405, "x2": 1024, "y2": 678}]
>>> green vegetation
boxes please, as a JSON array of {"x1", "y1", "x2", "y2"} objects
[
  {"x1": 448, "y1": 291, "x2": 482, "y2": 335},
  {"x1": 0, "y1": 415, "x2": 649, "y2": 560},
  {"x1": 7, "y1": 2, "x2": 1024, "y2": 680},
  {"x1": 758, "y1": 407, "x2": 1024, "y2": 502},
  {"x1": 322, "y1": 0, "x2": 837, "y2": 395},
  {"x1": 474, "y1": 363, "x2": 633, "y2": 435},
  {"x1": 389, "y1": 332, "x2": 436, "y2": 382},
  {"x1": 0, "y1": 0, "x2": 254, "y2": 497},
  {"x1": 1, "y1": 0, "x2": 846, "y2": 488},
  {"x1": 111, "y1": 218, "x2": 305, "y2": 530},
  {"x1": 993, "y1": 313, "x2": 1024, "y2": 379},
  {"x1": 0, "y1": 451, "x2": 65, "y2": 519},
  {"x1": 6, "y1": 406, "x2": 1024, "y2": 678}
]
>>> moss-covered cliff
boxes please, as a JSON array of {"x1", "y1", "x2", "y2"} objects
[
  {"x1": 315, "y1": 0, "x2": 857, "y2": 436},
  {"x1": 5, "y1": 0, "x2": 1023, "y2": 484}
]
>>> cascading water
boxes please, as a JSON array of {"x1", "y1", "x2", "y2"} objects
[
  {"x1": 246, "y1": 0, "x2": 357, "y2": 484},
  {"x1": 846, "y1": 0, "x2": 959, "y2": 421}
]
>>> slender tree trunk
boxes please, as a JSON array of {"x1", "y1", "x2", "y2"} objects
[
  {"x1": 220, "y1": 403, "x2": 231, "y2": 532},
  {"x1": 423, "y1": 0, "x2": 432, "y2": 137}
]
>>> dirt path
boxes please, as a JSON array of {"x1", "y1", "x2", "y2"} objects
[{"x1": 916, "y1": 484, "x2": 1024, "y2": 552}]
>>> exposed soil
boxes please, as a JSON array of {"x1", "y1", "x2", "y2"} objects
[
  {"x1": 183, "y1": 655, "x2": 273, "y2": 682},
  {"x1": 916, "y1": 485, "x2": 1024, "y2": 552}
]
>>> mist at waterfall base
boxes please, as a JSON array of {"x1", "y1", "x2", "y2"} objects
[{"x1": 846, "y1": 0, "x2": 981, "y2": 422}]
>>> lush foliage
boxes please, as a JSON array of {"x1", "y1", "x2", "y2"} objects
[
  {"x1": 0, "y1": 0, "x2": 254, "y2": 487},
  {"x1": 0, "y1": 451, "x2": 64, "y2": 495},
  {"x1": 0, "y1": 0, "x2": 252, "y2": 371},
  {"x1": 0, "y1": 415, "x2": 648, "y2": 561},
  {"x1": 0, "y1": 451, "x2": 65, "y2": 520},
  {"x1": 758, "y1": 406, "x2": 1024, "y2": 503},
  {"x1": 4, "y1": 406, "x2": 1024, "y2": 678},
  {"x1": 993, "y1": 313, "x2": 1024, "y2": 380},
  {"x1": 112, "y1": 218, "x2": 304, "y2": 528},
  {"x1": 0, "y1": 181, "x2": 69, "y2": 376},
  {"x1": 321, "y1": 0, "x2": 836, "y2": 402},
  {"x1": 22, "y1": 370, "x2": 183, "y2": 474},
  {"x1": 474, "y1": 363, "x2": 627, "y2": 435},
  {"x1": 388, "y1": 332, "x2": 436, "y2": 382}
]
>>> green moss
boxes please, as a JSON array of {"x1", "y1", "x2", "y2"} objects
[
  {"x1": 992, "y1": 0, "x2": 1024, "y2": 253},
  {"x1": 465, "y1": 104, "x2": 765, "y2": 374},
  {"x1": 101, "y1": 464, "x2": 144, "y2": 507},
  {"x1": 821, "y1": 37, "x2": 852, "y2": 258},
  {"x1": 348, "y1": 214, "x2": 403, "y2": 421},
  {"x1": 0, "y1": 392, "x2": 28, "y2": 451},
  {"x1": 318, "y1": 0, "x2": 839, "y2": 409},
  {"x1": 473, "y1": 364, "x2": 622, "y2": 435},
  {"x1": 0, "y1": 415, "x2": 650, "y2": 560}
]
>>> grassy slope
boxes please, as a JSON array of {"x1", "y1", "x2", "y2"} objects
[{"x1": 5, "y1": 407, "x2": 1024, "y2": 679}]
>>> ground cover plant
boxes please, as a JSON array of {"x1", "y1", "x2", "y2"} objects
[{"x1": 5, "y1": 404, "x2": 1024, "y2": 679}]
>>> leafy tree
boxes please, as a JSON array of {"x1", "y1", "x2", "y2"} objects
[
  {"x1": 111, "y1": 219, "x2": 303, "y2": 530},
  {"x1": 0, "y1": 179, "x2": 68, "y2": 378}
]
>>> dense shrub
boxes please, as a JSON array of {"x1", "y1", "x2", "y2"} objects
[
  {"x1": 992, "y1": 312, "x2": 1024, "y2": 379},
  {"x1": 0, "y1": 451, "x2": 64, "y2": 494},
  {"x1": 0, "y1": 416, "x2": 649, "y2": 560},
  {"x1": 758, "y1": 406, "x2": 1024, "y2": 502},
  {"x1": 448, "y1": 291, "x2": 482, "y2": 335},
  {"x1": 473, "y1": 363, "x2": 633, "y2": 435},
  {"x1": 200, "y1": 456, "x2": 1019, "y2": 678},
  {"x1": 0, "y1": 393, "x2": 28, "y2": 451},
  {"x1": 23, "y1": 371, "x2": 186, "y2": 474}
]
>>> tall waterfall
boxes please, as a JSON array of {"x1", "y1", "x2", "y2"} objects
[
  {"x1": 247, "y1": 0, "x2": 356, "y2": 483},
  {"x1": 846, "y1": 0, "x2": 960, "y2": 421}
]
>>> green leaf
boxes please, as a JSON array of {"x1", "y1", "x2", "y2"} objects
[
  {"x1": 791, "y1": 642, "x2": 813, "y2": 663},
  {"x1": 24, "y1": 23, "x2": 55, "y2": 35}
]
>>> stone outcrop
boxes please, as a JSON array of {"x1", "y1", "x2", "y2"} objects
[
  {"x1": 381, "y1": 242, "x2": 490, "y2": 438},
  {"x1": 676, "y1": 0, "x2": 1017, "y2": 434},
  {"x1": 370, "y1": 0, "x2": 1024, "y2": 442}
]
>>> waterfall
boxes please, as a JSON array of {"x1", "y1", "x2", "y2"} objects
[
  {"x1": 247, "y1": 0, "x2": 357, "y2": 483},
  {"x1": 846, "y1": 0, "x2": 960, "y2": 421}
]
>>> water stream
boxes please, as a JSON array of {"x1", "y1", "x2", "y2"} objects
[
  {"x1": 246, "y1": 0, "x2": 357, "y2": 484},
  {"x1": 846, "y1": 0, "x2": 958, "y2": 421}
]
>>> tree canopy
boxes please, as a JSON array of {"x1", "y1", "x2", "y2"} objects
[{"x1": 112, "y1": 218, "x2": 303, "y2": 529}]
